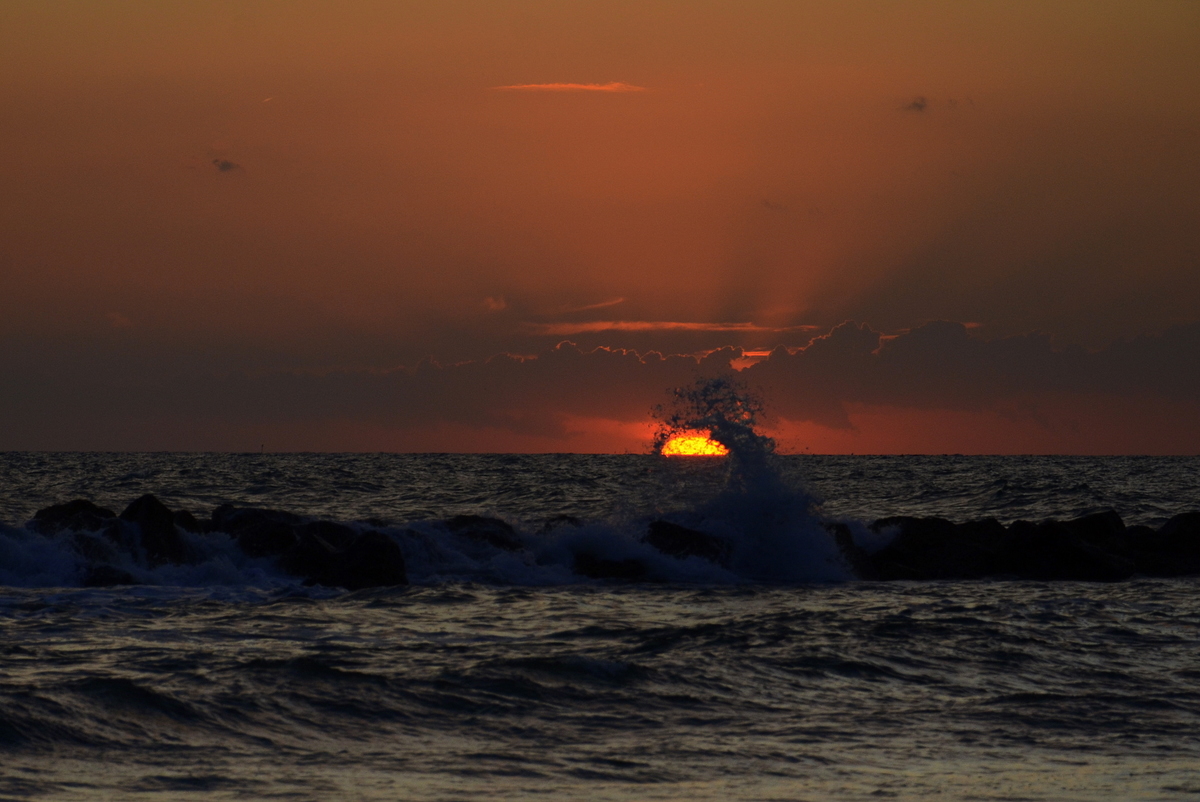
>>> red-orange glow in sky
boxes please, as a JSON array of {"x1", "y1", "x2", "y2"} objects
[{"x1": 1, "y1": 1, "x2": 1198, "y2": 452}]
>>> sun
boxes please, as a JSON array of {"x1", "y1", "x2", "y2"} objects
[{"x1": 660, "y1": 431, "x2": 729, "y2": 456}]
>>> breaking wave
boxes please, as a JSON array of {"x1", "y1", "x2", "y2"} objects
[{"x1": 0, "y1": 379, "x2": 855, "y2": 589}]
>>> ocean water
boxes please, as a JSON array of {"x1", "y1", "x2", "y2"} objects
[{"x1": 2, "y1": 452, "x2": 1199, "y2": 800}]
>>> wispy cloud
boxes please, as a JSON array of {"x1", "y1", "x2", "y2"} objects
[
  {"x1": 524, "y1": 321, "x2": 818, "y2": 335},
  {"x1": 559, "y1": 297, "x2": 627, "y2": 313},
  {"x1": 493, "y1": 82, "x2": 647, "y2": 93}
]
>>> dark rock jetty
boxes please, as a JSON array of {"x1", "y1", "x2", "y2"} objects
[
  {"x1": 831, "y1": 510, "x2": 1200, "y2": 582},
  {"x1": 29, "y1": 495, "x2": 408, "y2": 589},
  {"x1": 25, "y1": 496, "x2": 1200, "y2": 586}
]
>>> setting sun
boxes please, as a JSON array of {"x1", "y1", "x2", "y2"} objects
[{"x1": 660, "y1": 431, "x2": 729, "y2": 456}]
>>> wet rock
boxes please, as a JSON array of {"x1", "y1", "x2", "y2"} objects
[
  {"x1": 328, "y1": 531, "x2": 408, "y2": 590},
  {"x1": 1148, "y1": 512, "x2": 1200, "y2": 576},
  {"x1": 856, "y1": 512, "x2": 1141, "y2": 582},
  {"x1": 29, "y1": 500, "x2": 116, "y2": 535},
  {"x1": 1062, "y1": 510, "x2": 1127, "y2": 548},
  {"x1": 643, "y1": 520, "x2": 732, "y2": 567},
  {"x1": 866, "y1": 516, "x2": 1007, "y2": 580},
  {"x1": 278, "y1": 528, "x2": 339, "y2": 585},
  {"x1": 212, "y1": 505, "x2": 304, "y2": 558},
  {"x1": 172, "y1": 509, "x2": 205, "y2": 534},
  {"x1": 825, "y1": 522, "x2": 874, "y2": 579},
  {"x1": 573, "y1": 552, "x2": 648, "y2": 580},
  {"x1": 1002, "y1": 519, "x2": 1134, "y2": 581},
  {"x1": 297, "y1": 520, "x2": 359, "y2": 551},
  {"x1": 71, "y1": 532, "x2": 117, "y2": 563},
  {"x1": 120, "y1": 494, "x2": 187, "y2": 566},
  {"x1": 280, "y1": 529, "x2": 407, "y2": 589},
  {"x1": 445, "y1": 515, "x2": 523, "y2": 551},
  {"x1": 82, "y1": 564, "x2": 137, "y2": 587}
]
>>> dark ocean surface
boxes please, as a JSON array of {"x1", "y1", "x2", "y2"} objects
[{"x1": 2, "y1": 453, "x2": 1199, "y2": 800}]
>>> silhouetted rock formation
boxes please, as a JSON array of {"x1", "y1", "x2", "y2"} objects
[
  {"x1": 838, "y1": 509, "x2": 1200, "y2": 582},
  {"x1": 24, "y1": 495, "x2": 1200, "y2": 586},
  {"x1": 277, "y1": 526, "x2": 406, "y2": 590},
  {"x1": 29, "y1": 500, "x2": 116, "y2": 536},
  {"x1": 120, "y1": 494, "x2": 188, "y2": 565},
  {"x1": 212, "y1": 505, "x2": 305, "y2": 557},
  {"x1": 211, "y1": 505, "x2": 407, "y2": 588},
  {"x1": 172, "y1": 509, "x2": 205, "y2": 533},
  {"x1": 26, "y1": 498, "x2": 408, "y2": 590},
  {"x1": 643, "y1": 520, "x2": 732, "y2": 567},
  {"x1": 445, "y1": 515, "x2": 523, "y2": 551}
]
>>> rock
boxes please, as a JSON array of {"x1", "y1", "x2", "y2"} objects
[
  {"x1": 297, "y1": 520, "x2": 359, "y2": 551},
  {"x1": 1062, "y1": 510, "x2": 1127, "y2": 548},
  {"x1": 71, "y1": 532, "x2": 117, "y2": 563},
  {"x1": 643, "y1": 520, "x2": 732, "y2": 567},
  {"x1": 858, "y1": 513, "x2": 1141, "y2": 581},
  {"x1": 212, "y1": 505, "x2": 304, "y2": 557},
  {"x1": 866, "y1": 516, "x2": 1006, "y2": 580},
  {"x1": 1149, "y1": 512, "x2": 1200, "y2": 576},
  {"x1": 445, "y1": 515, "x2": 523, "y2": 551},
  {"x1": 278, "y1": 528, "x2": 339, "y2": 585},
  {"x1": 279, "y1": 529, "x2": 407, "y2": 589},
  {"x1": 211, "y1": 505, "x2": 406, "y2": 588},
  {"x1": 29, "y1": 500, "x2": 116, "y2": 535},
  {"x1": 120, "y1": 494, "x2": 188, "y2": 566},
  {"x1": 328, "y1": 531, "x2": 408, "y2": 590},
  {"x1": 172, "y1": 509, "x2": 205, "y2": 533},
  {"x1": 1003, "y1": 519, "x2": 1134, "y2": 582},
  {"x1": 82, "y1": 564, "x2": 137, "y2": 587},
  {"x1": 825, "y1": 522, "x2": 875, "y2": 579},
  {"x1": 573, "y1": 552, "x2": 648, "y2": 580}
]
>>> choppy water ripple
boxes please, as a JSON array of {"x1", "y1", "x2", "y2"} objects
[
  {"x1": 2, "y1": 453, "x2": 1197, "y2": 529},
  {"x1": 2, "y1": 454, "x2": 1199, "y2": 798},
  {"x1": 2, "y1": 582, "x2": 1200, "y2": 799}
]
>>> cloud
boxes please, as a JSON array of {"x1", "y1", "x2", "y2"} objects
[
  {"x1": 559, "y1": 297, "x2": 627, "y2": 313},
  {"x1": 212, "y1": 159, "x2": 241, "y2": 172},
  {"x1": 523, "y1": 321, "x2": 819, "y2": 335},
  {"x1": 901, "y1": 96, "x2": 928, "y2": 112},
  {"x1": 3, "y1": 322, "x2": 1199, "y2": 452},
  {"x1": 492, "y1": 82, "x2": 647, "y2": 92}
]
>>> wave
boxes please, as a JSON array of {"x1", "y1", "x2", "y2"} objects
[{"x1": 3, "y1": 381, "x2": 1198, "y2": 590}]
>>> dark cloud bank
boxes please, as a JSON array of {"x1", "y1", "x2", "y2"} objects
[{"x1": 3, "y1": 321, "x2": 1198, "y2": 452}]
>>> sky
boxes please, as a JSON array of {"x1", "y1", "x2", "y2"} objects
[{"x1": 2, "y1": 1, "x2": 1198, "y2": 453}]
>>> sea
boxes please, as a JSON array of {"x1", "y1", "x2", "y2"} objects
[{"x1": 1, "y1": 451, "x2": 1199, "y2": 801}]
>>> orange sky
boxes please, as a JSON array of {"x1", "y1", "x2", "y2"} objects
[{"x1": 2, "y1": 1, "x2": 1198, "y2": 452}]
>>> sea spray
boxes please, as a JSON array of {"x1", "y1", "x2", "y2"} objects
[{"x1": 651, "y1": 378, "x2": 853, "y2": 581}]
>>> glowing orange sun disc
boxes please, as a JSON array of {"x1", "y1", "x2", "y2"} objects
[{"x1": 660, "y1": 432, "x2": 729, "y2": 456}]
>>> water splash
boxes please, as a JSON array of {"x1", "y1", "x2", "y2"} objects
[
  {"x1": 652, "y1": 378, "x2": 851, "y2": 581},
  {"x1": 652, "y1": 377, "x2": 775, "y2": 488}
]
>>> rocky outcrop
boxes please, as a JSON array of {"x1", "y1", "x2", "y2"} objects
[
  {"x1": 840, "y1": 509, "x2": 1200, "y2": 582},
  {"x1": 210, "y1": 505, "x2": 407, "y2": 589},
  {"x1": 28, "y1": 497, "x2": 408, "y2": 590},
  {"x1": 445, "y1": 515, "x2": 523, "y2": 551},
  {"x1": 278, "y1": 527, "x2": 407, "y2": 590},
  {"x1": 25, "y1": 495, "x2": 1200, "y2": 586},
  {"x1": 120, "y1": 494, "x2": 188, "y2": 566},
  {"x1": 643, "y1": 520, "x2": 732, "y2": 567},
  {"x1": 29, "y1": 500, "x2": 116, "y2": 536}
]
